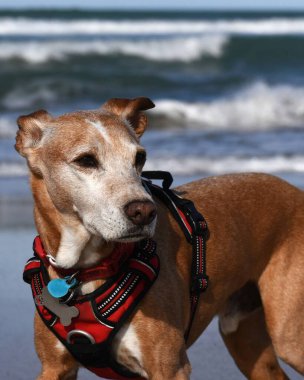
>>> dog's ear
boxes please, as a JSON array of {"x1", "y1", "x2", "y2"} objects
[
  {"x1": 15, "y1": 110, "x2": 52, "y2": 157},
  {"x1": 15, "y1": 110, "x2": 52, "y2": 176},
  {"x1": 102, "y1": 97, "x2": 155, "y2": 138}
]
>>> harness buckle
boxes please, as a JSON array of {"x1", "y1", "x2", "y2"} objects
[
  {"x1": 177, "y1": 199, "x2": 207, "y2": 236},
  {"x1": 191, "y1": 273, "x2": 209, "y2": 293},
  {"x1": 194, "y1": 220, "x2": 208, "y2": 236}
]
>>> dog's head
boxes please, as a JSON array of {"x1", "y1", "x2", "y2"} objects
[{"x1": 15, "y1": 98, "x2": 156, "y2": 249}]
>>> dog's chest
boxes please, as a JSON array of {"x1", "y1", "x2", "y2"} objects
[{"x1": 113, "y1": 323, "x2": 148, "y2": 378}]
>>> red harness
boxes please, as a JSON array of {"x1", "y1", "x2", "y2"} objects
[
  {"x1": 24, "y1": 237, "x2": 159, "y2": 380},
  {"x1": 23, "y1": 171, "x2": 208, "y2": 380}
]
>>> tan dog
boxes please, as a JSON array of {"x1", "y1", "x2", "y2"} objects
[{"x1": 16, "y1": 97, "x2": 304, "y2": 380}]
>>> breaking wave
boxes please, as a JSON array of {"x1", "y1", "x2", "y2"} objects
[
  {"x1": 154, "y1": 82, "x2": 304, "y2": 130},
  {"x1": 145, "y1": 155, "x2": 304, "y2": 176},
  {"x1": 2, "y1": 155, "x2": 304, "y2": 178},
  {"x1": 0, "y1": 116, "x2": 18, "y2": 138},
  {"x1": 2, "y1": 82, "x2": 304, "y2": 131},
  {"x1": 2, "y1": 17, "x2": 304, "y2": 36},
  {"x1": 0, "y1": 35, "x2": 227, "y2": 63},
  {"x1": 0, "y1": 162, "x2": 27, "y2": 177}
]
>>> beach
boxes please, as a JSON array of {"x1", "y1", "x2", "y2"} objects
[{"x1": 1, "y1": 8, "x2": 304, "y2": 379}]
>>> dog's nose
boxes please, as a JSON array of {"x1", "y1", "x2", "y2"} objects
[{"x1": 124, "y1": 200, "x2": 157, "y2": 226}]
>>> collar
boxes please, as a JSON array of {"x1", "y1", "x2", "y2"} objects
[{"x1": 33, "y1": 236, "x2": 135, "y2": 283}]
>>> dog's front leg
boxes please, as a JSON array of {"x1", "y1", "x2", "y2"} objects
[
  {"x1": 150, "y1": 366, "x2": 191, "y2": 380},
  {"x1": 149, "y1": 357, "x2": 191, "y2": 380},
  {"x1": 34, "y1": 313, "x2": 79, "y2": 380},
  {"x1": 143, "y1": 339, "x2": 191, "y2": 380}
]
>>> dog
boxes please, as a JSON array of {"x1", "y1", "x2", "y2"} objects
[{"x1": 15, "y1": 97, "x2": 304, "y2": 380}]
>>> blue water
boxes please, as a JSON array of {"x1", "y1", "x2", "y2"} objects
[{"x1": 0, "y1": 9, "x2": 303, "y2": 189}]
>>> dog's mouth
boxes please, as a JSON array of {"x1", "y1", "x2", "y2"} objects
[
  {"x1": 116, "y1": 225, "x2": 154, "y2": 242},
  {"x1": 116, "y1": 233, "x2": 147, "y2": 242}
]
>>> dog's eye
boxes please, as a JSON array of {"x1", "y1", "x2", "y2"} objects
[
  {"x1": 135, "y1": 151, "x2": 146, "y2": 168},
  {"x1": 73, "y1": 154, "x2": 98, "y2": 168}
]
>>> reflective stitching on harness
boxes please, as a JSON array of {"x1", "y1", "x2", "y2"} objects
[
  {"x1": 33, "y1": 274, "x2": 41, "y2": 295},
  {"x1": 196, "y1": 239, "x2": 200, "y2": 274},
  {"x1": 100, "y1": 276, "x2": 140, "y2": 317},
  {"x1": 98, "y1": 273, "x2": 132, "y2": 310},
  {"x1": 92, "y1": 311, "x2": 115, "y2": 329}
]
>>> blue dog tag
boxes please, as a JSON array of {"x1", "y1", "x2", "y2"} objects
[{"x1": 47, "y1": 277, "x2": 77, "y2": 299}]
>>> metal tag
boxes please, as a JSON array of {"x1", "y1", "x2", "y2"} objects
[{"x1": 35, "y1": 287, "x2": 79, "y2": 326}]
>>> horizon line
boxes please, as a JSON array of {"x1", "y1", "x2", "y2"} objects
[{"x1": 1, "y1": 6, "x2": 304, "y2": 11}]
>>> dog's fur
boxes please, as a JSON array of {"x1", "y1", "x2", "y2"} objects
[{"x1": 16, "y1": 97, "x2": 304, "y2": 380}]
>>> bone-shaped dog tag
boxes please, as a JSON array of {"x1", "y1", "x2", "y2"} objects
[{"x1": 35, "y1": 287, "x2": 79, "y2": 326}]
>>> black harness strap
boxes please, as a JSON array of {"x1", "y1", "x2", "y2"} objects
[{"x1": 142, "y1": 171, "x2": 209, "y2": 341}]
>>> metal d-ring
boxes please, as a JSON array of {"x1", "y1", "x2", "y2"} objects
[
  {"x1": 46, "y1": 254, "x2": 59, "y2": 267},
  {"x1": 59, "y1": 289, "x2": 75, "y2": 304},
  {"x1": 67, "y1": 330, "x2": 96, "y2": 344},
  {"x1": 66, "y1": 271, "x2": 80, "y2": 284}
]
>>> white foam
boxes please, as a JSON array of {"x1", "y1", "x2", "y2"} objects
[
  {"x1": 2, "y1": 86, "x2": 56, "y2": 109},
  {"x1": 155, "y1": 82, "x2": 304, "y2": 130},
  {"x1": 2, "y1": 17, "x2": 304, "y2": 36},
  {"x1": 0, "y1": 117, "x2": 17, "y2": 138},
  {"x1": 3, "y1": 82, "x2": 304, "y2": 130},
  {"x1": 0, "y1": 162, "x2": 28, "y2": 177},
  {"x1": 145, "y1": 155, "x2": 304, "y2": 176},
  {"x1": 2, "y1": 155, "x2": 303, "y2": 178},
  {"x1": 0, "y1": 35, "x2": 227, "y2": 63}
]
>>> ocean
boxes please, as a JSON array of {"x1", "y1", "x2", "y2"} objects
[{"x1": 1, "y1": 9, "x2": 304, "y2": 226}]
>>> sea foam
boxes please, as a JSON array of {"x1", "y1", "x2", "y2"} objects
[
  {"x1": 2, "y1": 82, "x2": 304, "y2": 131},
  {"x1": 154, "y1": 82, "x2": 304, "y2": 131},
  {"x1": 0, "y1": 35, "x2": 227, "y2": 63},
  {"x1": 144, "y1": 155, "x2": 304, "y2": 176},
  {"x1": 1, "y1": 155, "x2": 303, "y2": 178},
  {"x1": 0, "y1": 117, "x2": 17, "y2": 138},
  {"x1": 2, "y1": 17, "x2": 304, "y2": 36}
]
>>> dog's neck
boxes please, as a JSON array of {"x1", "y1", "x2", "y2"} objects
[{"x1": 31, "y1": 174, "x2": 115, "y2": 270}]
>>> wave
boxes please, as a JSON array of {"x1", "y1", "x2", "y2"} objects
[
  {"x1": 2, "y1": 82, "x2": 304, "y2": 131},
  {"x1": 2, "y1": 17, "x2": 304, "y2": 36},
  {"x1": 145, "y1": 155, "x2": 304, "y2": 176},
  {"x1": 2, "y1": 86, "x2": 58, "y2": 110},
  {"x1": 154, "y1": 82, "x2": 304, "y2": 130},
  {"x1": 0, "y1": 117, "x2": 17, "y2": 137},
  {"x1": 0, "y1": 162, "x2": 27, "y2": 177},
  {"x1": 0, "y1": 35, "x2": 227, "y2": 63},
  {"x1": 2, "y1": 155, "x2": 303, "y2": 178}
]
